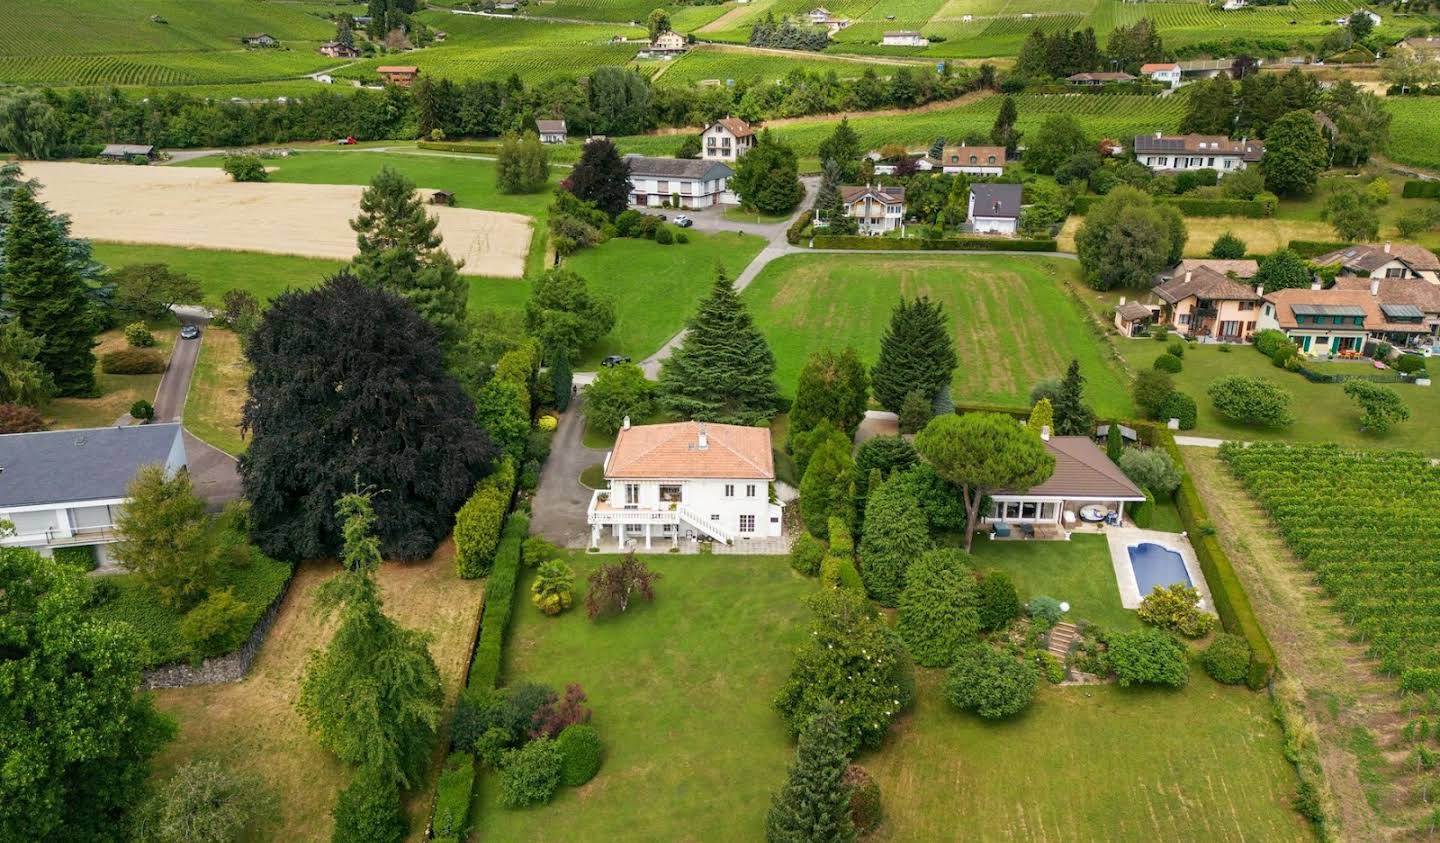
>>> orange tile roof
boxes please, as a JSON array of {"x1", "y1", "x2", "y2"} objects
[
  {"x1": 606, "y1": 421, "x2": 774, "y2": 480},
  {"x1": 377, "y1": 65, "x2": 418, "y2": 73}
]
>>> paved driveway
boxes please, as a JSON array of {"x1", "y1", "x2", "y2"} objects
[{"x1": 531, "y1": 398, "x2": 608, "y2": 548}]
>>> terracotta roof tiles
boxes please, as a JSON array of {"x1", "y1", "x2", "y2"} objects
[{"x1": 606, "y1": 421, "x2": 774, "y2": 480}]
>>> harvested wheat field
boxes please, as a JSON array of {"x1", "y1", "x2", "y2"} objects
[
  {"x1": 22, "y1": 162, "x2": 531, "y2": 277},
  {"x1": 152, "y1": 544, "x2": 484, "y2": 842}
]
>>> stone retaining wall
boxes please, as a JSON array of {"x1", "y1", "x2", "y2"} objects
[{"x1": 140, "y1": 571, "x2": 294, "y2": 690}]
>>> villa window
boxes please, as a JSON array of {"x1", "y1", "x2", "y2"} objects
[
  {"x1": 969, "y1": 155, "x2": 977, "y2": 164},
  {"x1": 1386, "y1": 268, "x2": 1407, "y2": 278},
  {"x1": 1004, "y1": 501, "x2": 1021, "y2": 519},
  {"x1": 659, "y1": 485, "x2": 682, "y2": 503},
  {"x1": 739, "y1": 515, "x2": 755, "y2": 533},
  {"x1": 724, "y1": 484, "x2": 734, "y2": 497},
  {"x1": 746, "y1": 484, "x2": 757, "y2": 497},
  {"x1": 1040, "y1": 502, "x2": 1056, "y2": 520},
  {"x1": 1238, "y1": 301, "x2": 1255, "y2": 311},
  {"x1": 711, "y1": 513, "x2": 720, "y2": 520},
  {"x1": 1020, "y1": 501, "x2": 1038, "y2": 519},
  {"x1": 987, "y1": 155, "x2": 996, "y2": 164},
  {"x1": 624, "y1": 484, "x2": 640, "y2": 507},
  {"x1": 1178, "y1": 313, "x2": 1191, "y2": 325}
]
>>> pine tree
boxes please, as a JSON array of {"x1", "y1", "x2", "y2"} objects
[
  {"x1": 870, "y1": 297, "x2": 957, "y2": 413},
  {"x1": 566, "y1": 138, "x2": 632, "y2": 218},
  {"x1": 1, "y1": 186, "x2": 97, "y2": 396},
  {"x1": 816, "y1": 118, "x2": 861, "y2": 183},
  {"x1": 349, "y1": 167, "x2": 467, "y2": 347},
  {"x1": 765, "y1": 707, "x2": 857, "y2": 843},
  {"x1": 658, "y1": 269, "x2": 781, "y2": 424},
  {"x1": 990, "y1": 95, "x2": 1021, "y2": 155},
  {"x1": 814, "y1": 158, "x2": 855, "y2": 235},
  {"x1": 1051, "y1": 360, "x2": 1095, "y2": 436},
  {"x1": 790, "y1": 346, "x2": 869, "y2": 440}
]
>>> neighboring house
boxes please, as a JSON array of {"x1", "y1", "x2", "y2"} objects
[
  {"x1": 587, "y1": 420, "x2": 784, "y2": 549},
  {"x1": 639, "y1": 30, "x2": 688, "y2": 58},
  {"x1": 1311, "y1": 243, "x2": 1440, "y2": 284},
  {"x1": 839, "y1": 184, "x2": 906, "y2": 235},
  {"x1": 99, "y1": 144, "x2": 157, "y2": 161},
  {"x1": 881, "y1": 30, "x2": 928, "y2": 46},
  {"x1": 866, "y1": 149, "x2": 922, "y2": 175},
  {"x1": 318, "y1": 41, "x2": 359, "y2": 58},
  {"x1": 1066, "y1": 71, "x2": 1135, "y2": 86},
  {"x1": 536, "y1": 119, "x2": 567, "y2": 144},
  {"x1": 1152, "y1": 264, "x2": 1264, "y2": 341},
  {"x1": 930, "y1": 144, "x2": 1007, "y2": 175},
  {"x1": 1400, "y1": 36, "x2": 1440, "y2": 60},
  {"x1": 1114, "y1": 299, "x2": 1157, "y2": 336},
  {"x1": 1222, "y1": 0, "x2": 1248, "y2": 10},
  {"x1": 1140, "y1": 62, "x2": 1182, "y2": 87},
  {"x1": 1158, "y1": 258, "x2": 1260, "y2": 284},
  {"x1": 808, "y1": 7, "x2": 834, "y2": 23},
  {"x1": 967, "y1": 183, "x2": 1022, "y2": 235},
  {"x1": 1336, "y1": 10, "x2": 1381, "y2": 27},
  {"x1": 1132, "y1": 132, "x2": 1264, "y2": 173},
  {"x1": 982, "y1": 432, "x2": 1146, "y2": 529},
  {"x1": 1176, "y1": 58, "x2": 1238, "y2": 79},
  {"x1": 1332, "y1": 276, "x2": 1440, "y2": 340},
  {"x1": 242, "y1": 33, "x2": 278, "y2": 47},
  {"x1": 626, "y1": 156, "x2": 735, "y2": 209},
  {"x1": 376, "y1": 65, "x2": 419, "y2": 86},
  {"x1": 701, "y1": 117, "x2": 756, "y2": 162},
  {"x1": 0, "y1": 424, "x2": 187, "y2": 566},
  {"x1": 1258, "y1": 284, "x2": 1431, "y2": 354}
]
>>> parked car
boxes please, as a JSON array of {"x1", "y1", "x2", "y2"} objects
[
  {"x1": 337, "y1": 136, "x2": 357, "y2": 145},
  {"x1": 180, "y1": 325, "x2": 201, "y2": 340},
  {"x1": 601, "y1": 354, "x2": 631, "y2": 367},
  {"x1": 674, "y1": 215, "x2": 693, "y2": 228}
]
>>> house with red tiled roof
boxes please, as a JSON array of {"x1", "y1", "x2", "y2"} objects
[
  {"x1": 701, "y1": 117, "x2": 756, "y2": 162},
  {"x1": 587, "y1": 420, "x2": 784, "y2": 550}
]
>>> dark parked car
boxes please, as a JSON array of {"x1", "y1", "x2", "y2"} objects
[
  {"x1": 180, "y1": 325, "x2": 201, "y2": 340},
  {"x1": 600, "y1": 354, "x2": 631, "y2": 367}
]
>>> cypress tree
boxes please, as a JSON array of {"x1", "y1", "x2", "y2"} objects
[
  {"x1": 1106, "y1": 422, "x2": 1122, "y2": 462},
  {"x1": 799, "y1": 434, "x2": 854, "y2": 539},
  {"x1": 658, "y1": 269, "x2": 781, "y2": 424},
  {"x1": 990, "y1": 95, "x2": 1021, "y2": 155},
  {"x1": 349, "y1": 166, "x2": 467, "y2": 347},
  {"x1": 857, "y1": 475, "x2": 932, "y2": 607},
  {"x1": 765, "y1": 707, "x2": 857, "y2": 843},
  {"x1": 551, "y1": 349, "x2": 573, "y2": 411},
  {"x1": 790, "y1": 346, "x2": 869, "y2": 440},
  {"x1": 1, "y1": 186, "x2": 97, "y2": 396},
  {"x1": 897, "y1": 548, "x2": 981, "y2": 668},
  {"x1": 1051, "y1": 360, "x2": 1095, "y2": 436},
  {"x1": 870, "y1": 297, "x2": 956, "y2": 413}
]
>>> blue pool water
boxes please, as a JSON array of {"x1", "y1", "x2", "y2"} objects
[{"x1": 1128, "y1": 542, "x2": 1192, "y2": 597}]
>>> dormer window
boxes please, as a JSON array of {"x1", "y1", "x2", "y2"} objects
[{"x1": 969, "y1": 155, "x2": 977, "y2": 164}]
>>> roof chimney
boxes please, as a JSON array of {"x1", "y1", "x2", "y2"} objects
[
  {"x1": 1255, "y1": 284, "x2": 1264, "y2": 297},
  {"x1": 1370, "y1": 277, "x2": 1380, "y2": 297},
  {"x1": 1384, "y1": 242, "x2": 1392, "y2": 254},
  {"x1": 1184, "y1": 270, "x2": 1193, "y2": 283},
  {"x1": 1310, "y1": 278, "x2": 1322, "y2": 291},
  {"x1": 697, "y1": 423, "x2": 708, "y2": 450},
  {"x1": 1155, "y1": 131, "x2": 1162, "y2": 138},
  {"x1": 1040, "y1": 424, "x2": 1051, "y2": 442},
  {"x1": 622, "y1": 415, "x2": 631, "y2": 430},
  {"x1": 1119, "y1": 296, "x2": 1127, "y2": 305}
]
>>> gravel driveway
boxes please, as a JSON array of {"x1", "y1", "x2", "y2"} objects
[{"x1": 530, "y1": 398, "x2": 607, "y2": 548}]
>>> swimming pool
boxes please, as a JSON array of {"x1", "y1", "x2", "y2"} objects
[{"x1": 1128, "y1": 542, "x2": 1192, "y2": 597}]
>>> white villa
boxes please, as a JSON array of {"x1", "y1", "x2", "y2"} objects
[
  {"x1": 839, "y1": 184, "x2": 906, "y2": 234},
  {"x1": 1132, "y1": 133, "x2": 1264, "y2": 173},
  {"x1": 1311, "y1": 243, "x2": 1440, "y2": 284},
  {"x1": 701, "y1": 117, "x2": 756, "y2": 162},
  {"x1": 983, "y1": 431, "x2": 1146, "y2": 531},
  {"x1": 968, "y1": 183, "x2": 1022, "y2": 235},
  {"x1": 587, "y1": 420, "x2": 784, "y2": 550},
  {"x1": 1140, "y1": 62, "x2": 1182, "y2": 88},
  {"x1": 537, "y1": 119, "x2": 567, "y2": 144},
  {"x1": 0, "y1": 423, "x2": 187, "y2": 566},
  {"x1": 625, "y1": 156, "x2": 735, "y2": 209},
  {"x1": 881, "y1": 30, "x2": 928, "y2": 46},
  {"x1": 639, "y1": 30, "x2": 689, "y2": 58}
]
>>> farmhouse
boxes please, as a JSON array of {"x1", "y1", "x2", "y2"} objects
[
  {"x1": 982, "y1": 432, "x2": 1146, "y2": 531},
  {"x1": 319, "y1": 41, "x2": 359, "y2": 58},
  {"x1": 1399, "y1": 36, "x2": 1440, "y2": 60},
  {"x1": 967, "y1": 183, "x2": 1021, "y2": 235},
  {"x1": 1258, "y1": 286, "x2": 1415, "y2": 355},
  {"x1": 99, "y1": 144, "x2": 157, "y2": 161},
  {"x1": 537, "y1": 119, "x2": 567, "y2": 144},
  {"x1": 1141, "y1": 62, "x2": 1182, "y2": 87},
  {"x1": 1311, "y1": 243, "x2": 1440, "y2": 284},
  {"x1": 881, "y1": 30, "x2": 928, "y2": 47},
  {"x1": 1336, "y1": 10, "x2": 1381, "y2": 27},
  {"x1": 1153, "y1": 264, "x2": 1264, "y2": 342},
  {"x1": 1066, "y1": 71, "x2": 1135, "y2": 87},
  {"x1": 839, "y1": 184, "x2": 905, "y2": 235},
  {"x1": 242, "y1": 33, "x2": 278, "y2": 48},
  {"x1": 931, "y1": 143, "x2": 1007, "y2": 175},
  {"x1": 587, "y1": 420, "x2": 784, "y2": 550},
  {"x1": 639, "y1": 30, "x2": 688, "y2": 58},
  {"x1": 376, "y1": 65, "x2": 419, "y2": 86},
  {"x1": 1332, "y1": 276, "x2": 1440, "y2": 340},
  {"x1": 1132, "y1": 133, "x2": 1264, "y2": 173},
  {"x1": 625, "y1": 156, "x2": 735, "y2": 209},
  {"x1": 0, "y1": 423, "x2": 187, "y2": 566},
  {"x1": 701, "y1": 117, "x2": 756, "y2": 161}
]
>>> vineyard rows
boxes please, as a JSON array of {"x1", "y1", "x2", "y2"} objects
[
  {"x1": 0, "y1": 49, "x2": 334, "y2": 87},
  {"x1": 0, "y1": 0, "x2": 334, "y2": 57},
  {"x1": 656, "y1": 48, "x2": 917, "y2": 87},
  {"x1": 1220, "y1": 442, "x2": 1440, "y2": 675}
]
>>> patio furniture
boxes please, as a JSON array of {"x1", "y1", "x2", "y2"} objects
[
  {"x1": 992, "y1": 522, "x2": 1012, "y2": 539},
  {"x1": 1062, "y1": 510, "x2": 1077, "y2": 526},
  {"x1": 1104, "y1": 511, "x2": 1121, "y2": 526},
  {"x1": 1019, "y1": 523, "x2": 1036, "y2": 539},
  {"x1": 1079, "y1": 504, "x2": 1108, "y2": 523}
]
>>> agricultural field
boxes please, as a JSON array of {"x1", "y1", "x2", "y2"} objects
[
  {"x1": 742, "y1": 253, "x2": 1132, "y2": 414},
  {"x1": 1221, "y1": 442, "x2": 1440, "y2": 677},
  {"x1": 1383, "y1": 97, "x2": 1440, "y2": 174},
  {"x1": 654, "y1": 44, "x2": 922, "y2": 87}
]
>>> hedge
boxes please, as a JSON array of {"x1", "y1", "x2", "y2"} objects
[
  {"x1": 430, "y1": 752, "x2": 476, "y2": 843},
  {"x1": 1402, "y1": 180, "x2": 1440, "y2": 200},
  {"x1": 1287, "y1": 239, "x2": 1352, "y2": 259},
  {"x1": 809, "y1": 235, "x2": 1058, "y2": 252},
  {"x1": 100, "y1": 349, "x2": 166, "y2": 374},
  {"x1": 467, "y1": 513, "x2": 529, "y2": 690},
  {"x1": 53, "y1": 545, "x2": 97, "y2": 571},
  {"x1": 417, "y1": 140, "x2": 504, "y2": 155},
  {"x1": 454, "y1": 458, "x2": 516, "y2": 579},
  {"x1": 1071, "y1": 195, "x2": 1275, "y2": 218},
  {"x1": 1159, "y1": 431, "x2": 1277, "y2": 689},
  {"x1": 786, "y1": 212, "x2": 812, "y2": 245}
]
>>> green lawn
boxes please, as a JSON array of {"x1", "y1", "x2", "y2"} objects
[
  {"x1": 44, "y1": 317, "x2": 177, "y2": 430},
  {"x1": 743, "y1": 253, "x2": 1131, "y2": 414},
  {"x1": 963, "y1": 533, "x2": 1138, "y2": 632},
  {"x1": 1120, "y1": 339, "x2": 1440, "y2": 455},
  {"x1": 482, "y1": 547, "x2": 1308, "y2": 842}
]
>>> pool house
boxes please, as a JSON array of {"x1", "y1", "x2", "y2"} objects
[{"x1": 983, "y1": 434, "x2": 1147, "y2": 535}]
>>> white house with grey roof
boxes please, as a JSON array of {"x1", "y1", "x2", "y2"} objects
[
  {"x1": 967, "y1": 183, "x2": 1022, "y2": 235},
  {"x1": 0, "y1": 423, "x2": 187, "y2": 565},
  {"x1": 625, "y1": 156, "x2": 735, "y2": 209}
]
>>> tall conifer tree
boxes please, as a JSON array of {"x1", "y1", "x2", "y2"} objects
[
  {"x1": 765, "y1": 707, "x2": 857, "y2": 843},
  {"x1": 870, "y1": 297, "x2": 956, "y2": 413},
  {"x1": 1051, "y1": 360, "x2": 1095, "y2": 436},
  {"x1": 658, "y1": 269, "x2": 781, "y2": 424}
]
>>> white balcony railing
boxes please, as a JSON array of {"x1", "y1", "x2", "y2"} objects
[{"x1": 46, "y1": 524, "x2": 118, "y2": 546}]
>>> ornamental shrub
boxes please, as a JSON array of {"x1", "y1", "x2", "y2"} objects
[
  {"x1": 1201, "y1": 633, "x2": 1252, "y2": 685},
  {"x1": 130, "y1": 399, "x2": 155, "y2": 421},
  {"x1": 1158, "y1": 391, "x2": 1197, "y2": 430},
  {"x1": 53, "y1": 545, "x2": 96, "y2": 570},
  {"x1": 945, "y1": 643, "x2": 1040, "y2": 719},
  {"x1": 1106, "y1": 628, "x2": 1189, "y2": 687},
  {"x1": 1118, "y1": 448, "x2": 1181, "y2": 495},
  {"x1": 1153, "y1": 352, "x2": 1183, "y2": 373},
  {"x1": 977, "y1": 570, "x2": 1021, "y2": 631},
  {"x1": 222, "y1": 154, "x2": 268, "y2": 182},
  {"x1": 1166, "y1": 339, "x2": 1185, "y2": 358},
  {"x1": 843, "y1": 765, "x2": 882, "y2": 835},
  {"x1": 1131, "y1": 488, "x2": 1155, "y2": 528},
  {"x1": 498, "y1": 740, "x2": 563, "y2": 808},
  {"x1": 827, "y1": 517, "x2": 853, "y2": 557},
  {"x1": 1208, "y1": 375, "x2": 1294, "y2": 428},
  {"x1": 1252, "y1": 329, "x2": 1290, "y2": 358},
  {"x1": 1138, "y1": 583, "x2": 1215, "y2": 638},
  {"x1": 100, "y1": 348, "x2": 166, "y2": 374},
  {"x1": 655, "y1": 225, "x2": 674, "y2": 245},
  {"x1": 555, "y1": 724, "x2": 603, "y2": 786},
  {"x1": 331, "y1": 770, "x2": 405, "y2": 843},
  {"x1": 451, "y1": 687, "x2": 503, "y2": 752},
  {"x1": 820, "y1": 555, "x2": 863, "y2": 593},
  {"x1": 1027, "y1": 595, "x2": 1062, "y2": 629},
  {"x1": 898, "y1": 389, "x2": 933, "y2": 434},
  {"x1": 1396, "y1": 353, "x2": 1428, "y2": 375},
  {"x1": 125, "y1": 321, "x2": 156, "y2": 347},
  {"x1": 530, "y1": 560, "x2": 575, "y2": 615},
  {"x1": 858, "y1": 475, "x2": 932, "y2": 606},
  {"x1": 522, "y1": 535, "x2": 557, "y2": 567},
  {"x1": 0, "y1": 403, "x2": 45, "y2": 433},
  {"x1": 896, "y1": 549, "x2": 981, "y2": 667},
  {"x1": 1032, "y1": 649, "x2": 1067, "y2": 684},
  {"x1": 178, "y1": 588, "x2": 253, "y2": 663},
  {"x1": 790, "y1": 532, "x2": 825, "y2": 576}
]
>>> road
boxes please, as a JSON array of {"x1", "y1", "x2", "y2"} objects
[
  {"x1": 152, "y1": 306, "x2": 244, "y2": 512},
  {"x1": 153, "y1": 307, "x2": 209, "y2": 422}
]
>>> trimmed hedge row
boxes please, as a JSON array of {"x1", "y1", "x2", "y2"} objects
[
  {"x1": 1402, "y1": 180, "x2": 1440, "y2": 199},
  {"x1": 417, "y1": 140, "x2": 503, "y2": 155},
  {"x1": 1287, "y1": 239, "x2": 1352, "y2": 259},
  {"x1": 1071, "y1": 195, "x2": 1275, "y2": 218},
  {"x1": 786, "y1": 212, "x2": 812, "y2": 245},
  {"x1": 468, "y1": 512, "x2": 529, "y2": 690},
  {"x1": 1159, "y1": 431, "x2": 1277, "y2": 689},
  {"x1": 809, "y1": 235, "x2": 1058, "y2": 252},
  {"x1": 455, "y1": 459, "x2": 516, "y2": 579},
  {"x1": 431, "y1": 752, "x2": 476, "y2": 843},
  {"x1": 100, "y1": 349, "x2": 166, "y2": 374}
]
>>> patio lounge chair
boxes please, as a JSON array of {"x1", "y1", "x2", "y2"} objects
[
  {"x1": 1019, "y1": 523, "x2": 1036, "y2": 539},
  {"x1": 992, "y1": 522, "x2": 1012, "y2": 539}
]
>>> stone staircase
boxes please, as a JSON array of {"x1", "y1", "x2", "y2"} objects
[{"x1": 1046, "y1": 621, "x2": 1080, "y2": 661}]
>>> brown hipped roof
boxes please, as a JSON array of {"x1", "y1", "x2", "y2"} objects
[
  {"x1": 377, "y1": 65, "x2": 418, "y2": 73},
  {"x1": 840, "y1": 184, "x2": 905, "y2": 205},
  {"x1": 1154, "y1": 266, "x2": 1262, "y2": 305},
  {"x1": 999, "y1": 436, "x2": 1145, "y2": 500},
  {"x1": 1116, "y1": 301, "x2": 1154, "y2": 321},
  {"x1": 712, "y1": 117, "x2": 754, "y2": 139},
  {"x1": 1264, "y1": 288, "x2": 1430, "y2": 333},
  {"x1": 606, "y1": 422, "x2": 773, "y2": 480},
  {"x1": 1313, "y1": 243, "x2": 1440, "y2": 273},
  {"x1": 1173, "y1": 258, "x2": 1259, "y2": 279},
  {"x1": 1332, "y1": 276, "x2": 1440, "y2": 314}
]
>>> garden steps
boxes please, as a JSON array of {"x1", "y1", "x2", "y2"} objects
[{"x1": 1047, "y1": 621, "x2": 1079, "y2": 660}]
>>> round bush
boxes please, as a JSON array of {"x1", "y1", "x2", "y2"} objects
[
  {"x1": 555, "y1": 724, "x2": 603, "y2": 787},
  {"x1": 790, "y1": 531, "x2": 825, "y2": 576},
  {"x1": 945, "y1": 643, "x2": 1040, "y2": 719},
  {"x1": 896, "y1": 549, "x2": 980, "y2": 668},
  {"x1": 1396, "y1": 353, "x2": 1428, "y2": 375},
  {"x1": 178, "y1": 588, "x2": 252, "y2": 662},
  {"x1": 124, "y1": 321, "x2": 156, "y2": 348},
  {"x1": 1027, "y1": 595, "x2": 1062, "y2": 628},
  {"x1": 1158, "y1": 391, "x2": 1197, "y2": 430},
  {"x1": 1201, "y1": 633, "x2": 1252, "y2": 685},
  {"x1": 331, "y1": 771, "x2": 405, "y2": 843},
  {"x1": 843, "y1": 765, "x2": 882, "y2": 835},
  {"x1": 1153, "y1": 353, "x2": 1183, "y2": 373},
  {"x1": 1252, "y1": 329, "x2": 1289, "y2": 358},
  {"x1": 498, "y1": 739, "x2": 562, "y2": 808},
  {"x1": 1105, "y1": 628, "x2": 1189, "y2": 688},
  {"x1": 1166, "y1": 339, "x2": 1185, "y2": 358},
  {"x1": 130, "y1": 399, "x2": 155, "y2": 421},
  {"x1": 977, "y1": 570, "x2": 1020, "y2": 632},
  {"x1": 530, "y1": 559, "x2": 576, "y2": 616},
  {"x1": 655, "y1": 225, "x2": 674, "y2": 245}
]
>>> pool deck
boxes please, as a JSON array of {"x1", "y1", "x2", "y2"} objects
[{"x1": 1104, "y1": 527, "x2": 1216, "y2": 613}]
